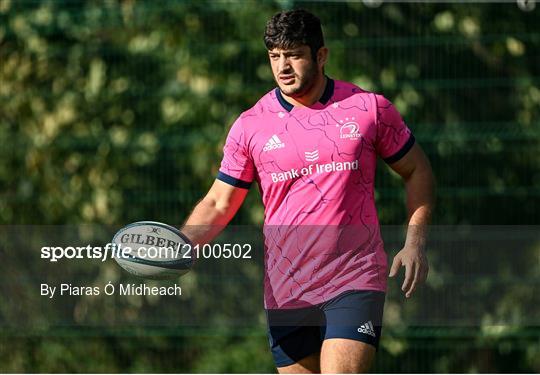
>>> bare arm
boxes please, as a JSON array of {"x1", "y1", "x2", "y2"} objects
[
  {"x1": 387, "y1": 143, "x2": 436, "y2": 298},
  {"x1": 181, "y1": 180, "x2": 249, "y2": 245}
]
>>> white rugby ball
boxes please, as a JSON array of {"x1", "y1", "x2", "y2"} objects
[{"x1": 111, "y1": 221, "x2": 193, "y2": 279}]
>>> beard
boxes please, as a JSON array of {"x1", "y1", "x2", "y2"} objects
[{"x1": 277, "y1": 61, "x2": 319, "y2": 98}]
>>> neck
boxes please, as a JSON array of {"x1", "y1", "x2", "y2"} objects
[{"x1": 282, "y1": 74, "x2": 327, "y2": 107}]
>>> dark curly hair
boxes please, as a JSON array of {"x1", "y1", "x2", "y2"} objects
[{"x1": 264, "y1": 9, "x2": 324, "y2": 61}]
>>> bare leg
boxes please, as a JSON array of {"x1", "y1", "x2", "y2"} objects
[
  {"x1": 320, "y1": 338, "x2": 375, "y2": 373},
  {"x1": 277, "y1": 352, "x2": 321, "y2": 374}
]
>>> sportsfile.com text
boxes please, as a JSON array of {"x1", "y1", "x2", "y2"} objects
[{"x1": 40, "y1": 243, "x2": 252, "y2": 262}]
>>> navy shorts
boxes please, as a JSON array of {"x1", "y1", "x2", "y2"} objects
[{"x1": 266, "y1": 290, "x2": 385, "y2": 368}]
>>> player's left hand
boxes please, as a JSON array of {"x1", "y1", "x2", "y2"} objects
[{"x1": 389, "y1": 246, "x2": 428, "y2": 298}]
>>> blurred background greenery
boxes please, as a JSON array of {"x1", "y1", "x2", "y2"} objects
[{"x1": 1, "y1": 0, "x2": 539, "y2": 372}]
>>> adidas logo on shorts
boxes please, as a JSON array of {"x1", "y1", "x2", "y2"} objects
[
  {"x1": 357, "y1": 321, "x2": 376, "y2": 337},
  {"x1": 263, "y1": 135, "x2": 285, "y2": 152}
]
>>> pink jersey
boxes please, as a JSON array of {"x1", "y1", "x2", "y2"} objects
[{"x1": 218, "y1": 79, "x2": 414, "y2": 309}]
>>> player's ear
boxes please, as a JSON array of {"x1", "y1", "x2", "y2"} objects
[{"x1": 317, "y1": 47, "x2": 329, "y2": 67}]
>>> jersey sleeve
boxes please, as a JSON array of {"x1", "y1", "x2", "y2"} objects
[
  {"x1": 374, "y1": 94, "x2": 416, "y2": 164},
  {"x1": 217, "y1": 116, "x2": 255, "y2": 189}
]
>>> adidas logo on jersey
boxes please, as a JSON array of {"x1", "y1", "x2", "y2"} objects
[
  {"x1": 263, "y1": 135, "x2": 285, "y2": 152},
  {"x1": 357, "y1": 321, "x2": 376, "y2": 337}
]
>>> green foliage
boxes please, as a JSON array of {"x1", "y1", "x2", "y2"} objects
[
  {"x1": 1, "y1": 0, "x2": 539, "y2": 373},
  {"x1": 191, "y1": 332, "x2": 275, "y2": 373}
]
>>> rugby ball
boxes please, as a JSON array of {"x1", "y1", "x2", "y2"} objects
[{"x1": 111, "y1": 221, "x2": 193, "y2": 279}]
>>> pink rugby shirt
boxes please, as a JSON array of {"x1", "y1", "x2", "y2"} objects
[{"x1": 218, "y1": 78, "x2": 414, "y2": 309}]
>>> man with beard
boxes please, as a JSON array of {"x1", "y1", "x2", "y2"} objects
[{"x1": 182, "y1": 9, "x2": 434, "y2": 373}]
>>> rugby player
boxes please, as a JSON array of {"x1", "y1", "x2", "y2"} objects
[{"x1": 182, "y1": 9, "x2": 435, "y2": 373}]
